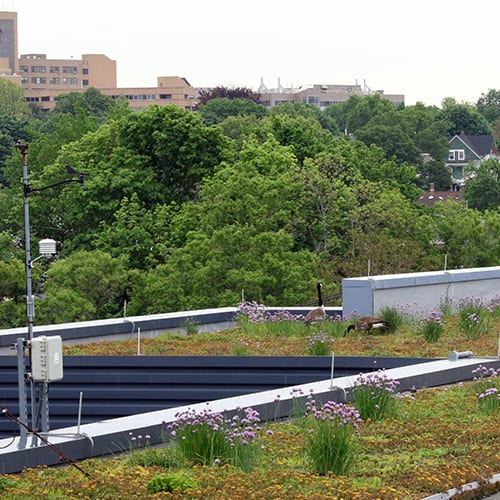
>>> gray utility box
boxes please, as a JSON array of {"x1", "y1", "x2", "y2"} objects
[{"x1": 31, "y1": 335, "x2": 63, "y2": 382}]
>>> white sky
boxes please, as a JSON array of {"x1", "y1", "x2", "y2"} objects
[{"x1": 3, "y1": 0, "x2": 500, "y2": 107}]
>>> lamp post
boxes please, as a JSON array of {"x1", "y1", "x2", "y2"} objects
[{"x1": 15, "y1": 142, "x2": 87, "y2": 444}]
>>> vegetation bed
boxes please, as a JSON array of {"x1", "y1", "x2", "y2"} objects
[{"x1": 3, "y1": 309, "x2": 500, "y2": 499}]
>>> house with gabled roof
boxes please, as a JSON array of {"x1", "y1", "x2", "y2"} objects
[{"x1": 446, "y1": 132, "x2": 498, "y2": 188}]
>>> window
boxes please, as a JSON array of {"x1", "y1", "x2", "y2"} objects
[
  {"x1": 62, "y1": 66, "x2": 78, "y2": 74},
  {"x1": 82, "y1": 79, "x2": 89, "y2": 86},
  {"x1": 448, "y1": 149, "x2": 465, "y2": 161},
  {"x1": 41, "y1": 96, "x2": 50, "y2": 102},
  {"x1": 31, "y1": 77, "x2": 46, "y2": 84},
  {"x1": 159, "y1": 94, "x2": 172, "y2": 99},
  {"x1": 19, "y1": 65, "x2": 28, "y2": 73},
  {"x1": 82, "y1": 68, "x2": 89, "y2": 75},
  {"x1": 303, "y1": 96, "x2": 319, "y2": 105},
  {"x1": 31, "y1": 65, "x2": 46, "y2": 73},
  {"x1": 21, "y1": 76, "x2": 28, "y2": 84},
  {"x1": 62, "y1": 77, "x2": 78, "y2": 85},
  {"x1": 49, "y1": 77, "x2": 60, "y2": 84},
  {"x1": 49, "y1": 66, "x2": 59, "y2": 73}
]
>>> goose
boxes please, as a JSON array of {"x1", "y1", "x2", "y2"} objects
[
  {"x1": 345, "y1": 316, "x2": 388, "y2": 335},
  {"x1": 304, "y1": 282, "x2": 326, "y2": 325}
]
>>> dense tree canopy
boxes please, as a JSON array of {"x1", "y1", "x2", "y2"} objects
[{"x1": 1, "y1": 86, "x2": 500, "y2": 326}]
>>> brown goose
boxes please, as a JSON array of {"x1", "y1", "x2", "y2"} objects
[
  {"x1": 345, "y1": 316, "x2": 388, "y2": 335},
  {"x1": 304, "y1": 282, "x2": 326, "y2": 325}
]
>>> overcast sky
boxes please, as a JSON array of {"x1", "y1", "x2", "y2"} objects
[{"x1": 3, "y1": 0, "x2": 499, "y2": 107}]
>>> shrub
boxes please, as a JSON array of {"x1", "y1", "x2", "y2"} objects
[
  {"x1": 351, "y1": 370, "x2": 400, "y2": 421},
  {"x1": 146, "y1": 472, "x2": 197, "y2": 493},
  {"x1": 305, "y1": 400, "x2": 361, "y2": 475}
]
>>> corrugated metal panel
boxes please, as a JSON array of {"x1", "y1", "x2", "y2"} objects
[{"x1": 0, "y1": 355, "x2": 433, "y2": 437}]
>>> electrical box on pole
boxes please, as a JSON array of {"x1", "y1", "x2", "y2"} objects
[{"x1": 31, "y1": 335, "x2": 64, "y2": 382}]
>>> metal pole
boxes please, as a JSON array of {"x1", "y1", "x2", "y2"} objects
[
  {"x1": 16, "y1": 143, "x2": 36, "y2": 444},
  {"x1": 16, "y1": 338, "x2": 28, "y2": 444}
]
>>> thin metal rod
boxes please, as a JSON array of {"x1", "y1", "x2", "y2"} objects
[
  {"x1": 77, "y1": 392, "x2": 83, "y2": 434},
  {"x1": 2, "y1": 408, "x2": 95, "y2": 480},
  {"x1": 16, "y1": 143, "x2": 36, "y2": 443}
]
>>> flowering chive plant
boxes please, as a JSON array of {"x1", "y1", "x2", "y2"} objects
[
  {"x1": 165, "y1": 405, "x2": 262, "y2": 471},
  {"x1": 418, "y1": 310, "x2": 444, "y2": 342},
  {"x1": 237, "y1": 301, "x2": 304, "y2": 336},
  {"x1": 457, "y1": 297, "x2": 490, "y2": 340},
  {"x1": 351, "y1": 370, "x2": 400, "y2": 421},
  {"x1": 472, "y1": 365, "x2": 500, "y2": 415},
  {"x1": 305, "y1": 399, "x2": 362, "y2": 475},
  {"x1": 305, "y1": 331, "x2": 334, "y2": 355}
]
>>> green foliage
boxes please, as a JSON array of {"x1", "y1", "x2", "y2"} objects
[
  {"x1": 464, "y1": 158, "x2": 500, "y2": 210},
  {"x1": 476, "y1": 89, "x2": 500, "y2": 124},
  {"x1": 305, "y1": 331, "x2": 333, "y2": 355},
  {"x1": 417, "y1": 160, "x2": 452, "y2": 190},
  {"x1": 352, "y1": 370, "x2": 400, "y2": 421},
  {"x1": 441, "y1": 98, "x2": 492, "y2": 135},
  {"x1": 53, "y1": 87, "x2": 116, "y2": 124},
  {"x1": 197, "y1": 85, "x2": 261, "y2": 105},
  {"x1": 418, "y1": 311, "x2": 444, "y2": 342},
  {"x1": 146, "y1": 472, "x2": 197, "y2": 493},
  {"x1": 37, "y1": 250, "x2": 128, "y2": 322},
  {"x1": 197, "y1": 97, "x2": 268, "y2": 125},
  {"x1": 0, "y1": 258, "x2": 26, "y2": 327},
  {"x1": 0, "y1": 475, "x2": 22, "y2": 491},
  {"x1": 166, "y1": 406, "x2": 262, "y2": 471},
  {"x1": 457, "y1": 298, "x2": 491, "y2": 340},
  {"x1": 305, "y1": 400, "x2": 361, "y2": 475},
  {"x1": 128, "y1": 445, "x2": 185, "y2": 468},
  {"x1": 0, "y1": 78, "x2": 30, "y2": 117},
  {"x1": 378, "y1": 306, "x2": 408, "y2": 333}
]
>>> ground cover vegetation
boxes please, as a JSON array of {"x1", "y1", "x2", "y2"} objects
[
  {"x1": 2, "y1": 85, "x2": 500, "y2": 326},
  {"x1": 2, "y1": 345, "x2": 499, "y2": 498}
]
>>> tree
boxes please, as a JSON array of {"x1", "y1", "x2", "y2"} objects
[
  {"x1": 476, "y1": 89, "x2": 500, "y2": 124},
  {"x1": 24, "y1": 105, "x2": 230, "y2": 252},
  {"x1": 264, "y1": 112, "x2": 334, "y2": 164},
  {"x1": 356, "y1": 120, "x2": 421, "y2": 164},
  {"x1": 0, "y1": 112, "x2": 29, "y2": 185},
  {"x1": 440, "y1": 98, "x2": 491, "y2": 136},
  {"x1": 416, "y1": 160, "x2": 452, "y2": 191},
  {"x1": 53, "y1": 87, "x2": 116, "y2": 124},
  {"x1": 464, "y1": 158, "x2": 500, "y2": 210},
  {"x1": 37, "y1": 250, "x2": 128, "y2": 322},
  {"x1": 197, "y1": 97, "x2": 268, "y2": 126},
  {"x1": 341, "y1": 94, "x2": 396, "y2": 135},
  {"x1": 197, "y1": 86, "x2": 261, "y2": 106},
  {"x1": 0, "y1": 258, "x2": 25, "y2": 327},
  {"x1": 0, "y1": 78, "x2": 30, "y2": 117}
]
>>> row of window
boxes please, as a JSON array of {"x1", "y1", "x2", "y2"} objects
[
  {"x1": 19, "y1": 65, "x2": 84, "y2": 74},
  {"x1": 448, "y1": 149, "x2": 466, "y2": 161},
  {"x1": 23, "y1": 76, "x2": 80, "y2": 85}
]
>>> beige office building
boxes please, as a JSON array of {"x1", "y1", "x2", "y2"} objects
[
  {"x1": 1, "y1": 11, "x2": 403, "y2": 112},
  {"x1": 0, "y1": 11, "x2": 199, "y2": 112}
]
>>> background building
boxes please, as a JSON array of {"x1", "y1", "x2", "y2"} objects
[{"x1": 1, "y1": 11, "x2": 403, "y2": 112}]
